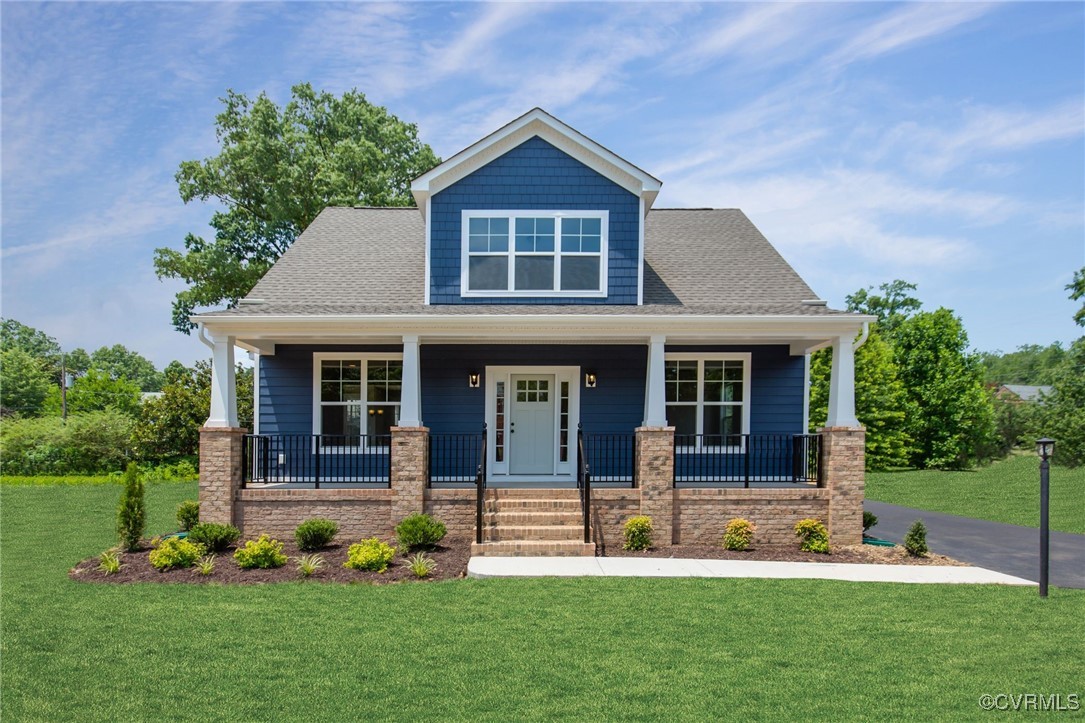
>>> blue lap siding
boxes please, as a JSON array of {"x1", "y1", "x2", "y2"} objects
[{"x1": 429, "y1": 136, "x2": 641, "y2": 304}]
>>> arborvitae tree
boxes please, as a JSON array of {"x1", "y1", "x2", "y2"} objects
[{"x1": 117, "y1": 463, "x2": 146, "y2": 551}]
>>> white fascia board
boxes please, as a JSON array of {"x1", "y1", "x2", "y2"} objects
[
  {"x1": 196, "y1": 313, "x2": 875, "y2": 344},
  {"x1": 410, "y1": 109, "x2": 662, "y2": 209}
]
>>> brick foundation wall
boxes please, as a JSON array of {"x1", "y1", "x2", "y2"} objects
[
  {"x1": 636, "y1": 426, "x2": 675, "y2": 546},
  {"x1": 235, "y1": 489, "x2": 393, "y2": 541},
  {"x1": 590, "y1": 489, "x2": 642, "y2": 553},
  {"x1": 423, "y1": 488, "x2": 476, "y2": 538},
  {"x1": 198, "y1": 427, "x2": 246, "y2": 526},
  {"x1": 673, "y1": 488, "x2": 830, "y2": 545}
]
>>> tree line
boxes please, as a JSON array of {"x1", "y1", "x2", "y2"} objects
[
  {"x1": 810, "y1": 278, "x2": 1085, "y2": 469},
  {"x1": 0, "y1": 319, "x2": 252, "y2": 474}
]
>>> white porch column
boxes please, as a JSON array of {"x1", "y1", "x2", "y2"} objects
[
  {"x1": 206, "y1": 335, "x2": 238, "y2": 428},
  {"x1": 826, "y1": 334, "x2": 859, "y2": 428},
  {"x1": 643, "y1": 334, "x2": 668, "y2": 427},
  {"x1": 399, "y1": 334, "x2": 422, "y2": 427}
]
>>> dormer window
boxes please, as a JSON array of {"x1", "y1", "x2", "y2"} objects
[{"x1": 462, "y1": 210, "x2": 608, "y2": 297}]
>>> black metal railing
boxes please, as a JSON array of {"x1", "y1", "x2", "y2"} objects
[
  {"x1": 577, "y1": 425, "x2": 591, "y2": 544},
  {"x1": 475, "y1": 424, "x2": 487, "y2": 545},
  {"x1": 673, "y1": 433, "x2": 821, "y2": 486},
  {"x1": 584, "y1": 433, "x2": 636, "y2": 485},
  {"x1": 429, "y1": 431, "x2": 486, "y2": 485},
  {"x1": 242, "y1": 434, "x2": 391, "y2": 488}
]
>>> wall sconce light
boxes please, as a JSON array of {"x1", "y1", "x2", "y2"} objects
[
  {"x1": 468, "y1": 373, "x2": 481, "y2": 388},
  {"x1": 585, "y1": 372, "x2": 597, "y2": 388}
]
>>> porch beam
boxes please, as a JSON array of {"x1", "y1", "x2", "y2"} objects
[
  {"x1": 206, "y1": 334, "x2": 238, "y2": 428},
  {"x1": 826, "y1": 334, "x2": 859, "y2": 428},
  {"x1": 643, "y1": 334, "x2": 667, "y2": 427},
  {"x1": 399, "y1": 334, "x2": 422, "y2": 427}
]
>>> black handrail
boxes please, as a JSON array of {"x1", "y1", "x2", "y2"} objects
[
  {"x1": 672, "y1": 433, "x2": 822, "y2": 486},
  {"x1": 475, "y1": 423, "x2": 487, "y2": 545},
  {"x1": 241, "y1": 434, "x2": 391, "y2": 487},
  {"x1": 577, "y1": 424, "x2": 591, "y2": 544}
]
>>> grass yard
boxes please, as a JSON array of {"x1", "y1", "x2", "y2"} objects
[
  {"x1": 867, "y1": 454, "x2": 1085, "y2": 535},
  {"x1": 2, "y1": 482, "x2": 1082, "y2": 721}
]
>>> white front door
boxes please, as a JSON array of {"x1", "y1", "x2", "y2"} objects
[{"x1": 509, "y1": 375, "x2": 555, "y2": 474}]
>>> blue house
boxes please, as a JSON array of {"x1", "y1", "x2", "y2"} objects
[{"x1": 195, "y1": 110, "x2": 871, "y2": 555}]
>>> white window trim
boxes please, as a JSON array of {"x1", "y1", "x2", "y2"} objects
[
  {"x1": 312, "y1": 352, "x2": 404, "y2": 454},
  {"x1": 664, "y1": 353, "x2": 752, "y2": 453},
  {"x1": 460, "y1": 209, "x2": 609, "y2": 298}
]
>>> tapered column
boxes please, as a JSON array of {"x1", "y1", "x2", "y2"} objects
[
  {"x1": 399, "y1": 335, "x2": 422, "y2": 427},
  {"x1": 643, "y1": 335, "x2": 667, "y2": 427},
  {"x1": 827, "y1": 334, "x2": 859, "y2": 428},
  {"x1": 206, "y1": 335, "x2": 238, "y2": 428}
]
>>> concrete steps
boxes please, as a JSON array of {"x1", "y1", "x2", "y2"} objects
[{"x1": 472, "y1": 489, "x2": 595, "y2": 557}]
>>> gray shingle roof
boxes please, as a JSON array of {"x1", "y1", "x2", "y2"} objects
[{"x1": 204, "y1": 206, "x2": 849, "y2": 318}]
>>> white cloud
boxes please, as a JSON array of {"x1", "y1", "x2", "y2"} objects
[{"x1": 827, "y1": 3, "x2": 994, "y2": 69}]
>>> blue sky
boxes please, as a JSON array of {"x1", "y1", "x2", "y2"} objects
[{"x1": 2, "y1": 1, "x2": 1083, "y2": 368}]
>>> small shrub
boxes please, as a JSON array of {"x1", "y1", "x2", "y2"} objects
[
  {"x1": 149, "y1": 537, "x2": 206, "y2": 571},
  {"x1": 406, "y1": 552, "x2": 437, "y2": 578},
  {"x1": 344, "y1": 538, "x2": 396, "y2": 573},
  {"x1": 863, "y1": 510, "x2": 879, "y2": 533},
  {"x1": 177, "y1": 500, "x2": 200, "y2": 531},
  {"x1": 296, "y1": 554, "x2": 325, "y2": 578},
  {"x1": 195, "y1": 554, "x2": 216, "y2": 576},
  {"x1": 904, "y1": 520, "x2": 929, "y2": 557},
  {"x1": 234, "y1": 535, "x2": 288, "y2": 569},
  {"x1": 295, "y1": 518, "x2": 339, "y2": 552},
  {"x1": 395, "y1": 514, "x2": 447, "y2": 551},
  {"x1": 187, "y1": 523, "x2": 240, "y2": 552},
  {"x1": 623, "y1": 515, "x2": 653, "y2": 551},
  {"x1": 794, "y1": 518, "x2": 830, "y2": 554},
  {"x1": 722, "y1": 518, "x2": 756, "y2": 551},
  {"x1": 98, "y1": 550, "x2": 121, "y2": 575},
  {"x1": 117, "y1": 463, "x2": 145, "y2": 551}
]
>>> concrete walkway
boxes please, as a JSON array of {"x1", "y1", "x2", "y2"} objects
[
  {"x1": 467, "y1": 556, "x2": 1032, "y2": 585},
  {"x1": 865, "y1": 501, "x2": 1085, "y2": 589}
]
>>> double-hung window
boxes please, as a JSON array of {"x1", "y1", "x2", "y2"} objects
[
  {"x1": 463, "y1": 210, "x2": 607, "y2": 296},
  {"x1": 314, "y1": 354, "x2": 402, "y2": 449},
  {"x1": 665, "y1": 354, "x2": 751, "y2": 449}
]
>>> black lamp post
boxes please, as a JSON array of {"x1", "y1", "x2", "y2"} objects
[{"x1": 1036, "y1": 437, "x2": 1055, "y2": 598}]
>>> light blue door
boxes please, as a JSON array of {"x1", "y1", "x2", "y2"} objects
[{"x1": 509, "y1": 375, "x2": 555, "y2": 474}]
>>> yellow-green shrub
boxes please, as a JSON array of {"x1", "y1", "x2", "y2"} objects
[
  {"x1": 344, "y1": 538, "x2": 396, "y2": 572},
  {"x1": 722, "y1": 518, "x2": 756, "y2": 551},
  {"x1": 149, "y1": 537, "x2": 206, "y2": 571},
  {"x1": 233, "y1": 535, "x2": 287, "y2": 569},
  {"x1": 794, "y1": 518, "x2": 830, "y2": 554},
  {"x1": 623, "y1": 515, "x2": 653, "y2": 551}
]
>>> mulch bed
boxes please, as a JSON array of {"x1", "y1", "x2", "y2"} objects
[
  {"x1": 70, "y1": 536, "x2": 472, "y2": 585},
  {"x1": 602, "y1": 542, "x2": 967, "y2": 566}
]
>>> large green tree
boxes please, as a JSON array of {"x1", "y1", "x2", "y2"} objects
[
  {"x1": 977, "y1": 342, "x2": 1066, "y2": 385},
  {"x1": 809, "y1": 329, "x2": 912, "y2": 469},
  {"x1": 89, "y1": 344, "x2": 162, "y2": 392},
  {"x1": 44, "y1": 368, "x2": 142, "y2": 417},
  {"x1": 132, "y1": 361, "x2": 253, "y2": 462},
  {"x1": 845, "y1": 280, "x2": 922, "y2": 340},
  {"x1": 154, "y1": 84, "x2": 439, "y2": 332},
  {"x1": 894, "y1": 308, "x2": 997, "y2": 468},
  {"x1": 0, "y1": 347, "x2": 53, "y2": 417},
  {"x1": 1068, "y1": 267, "x2": 1085, "y2": 328}
]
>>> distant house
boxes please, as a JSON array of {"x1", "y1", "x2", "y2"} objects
[
  {"x1": 192, "y1": 109, "x2": 873, "y2": 556},
  {"x1": 996, "y1": 384, "x2": 1053, "y2": 404}
]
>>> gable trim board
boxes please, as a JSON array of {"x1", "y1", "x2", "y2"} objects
[{"x1": 411, "y1": 109, "x2": 661, "y2": 215}]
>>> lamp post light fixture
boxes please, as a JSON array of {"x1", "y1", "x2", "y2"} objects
[{"x1": 1036, "y1": 437, "x2": 1055, "y2": 598}]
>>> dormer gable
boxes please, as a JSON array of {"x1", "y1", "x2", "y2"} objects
[{"x1": 411, "y1": 108, "x2": 661, "y2": 216}]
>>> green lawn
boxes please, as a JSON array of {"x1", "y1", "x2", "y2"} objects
[
  {"x1": 867, "y1": 454, "x2": 1085, "y2": 535},
  {"x1": 2, "y1": 483, "x2": 1082, "y2": 721}
]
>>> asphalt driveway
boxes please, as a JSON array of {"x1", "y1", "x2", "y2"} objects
[{"x1": 864, "y1": 501, "x2": 1085, "y2": 589}]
